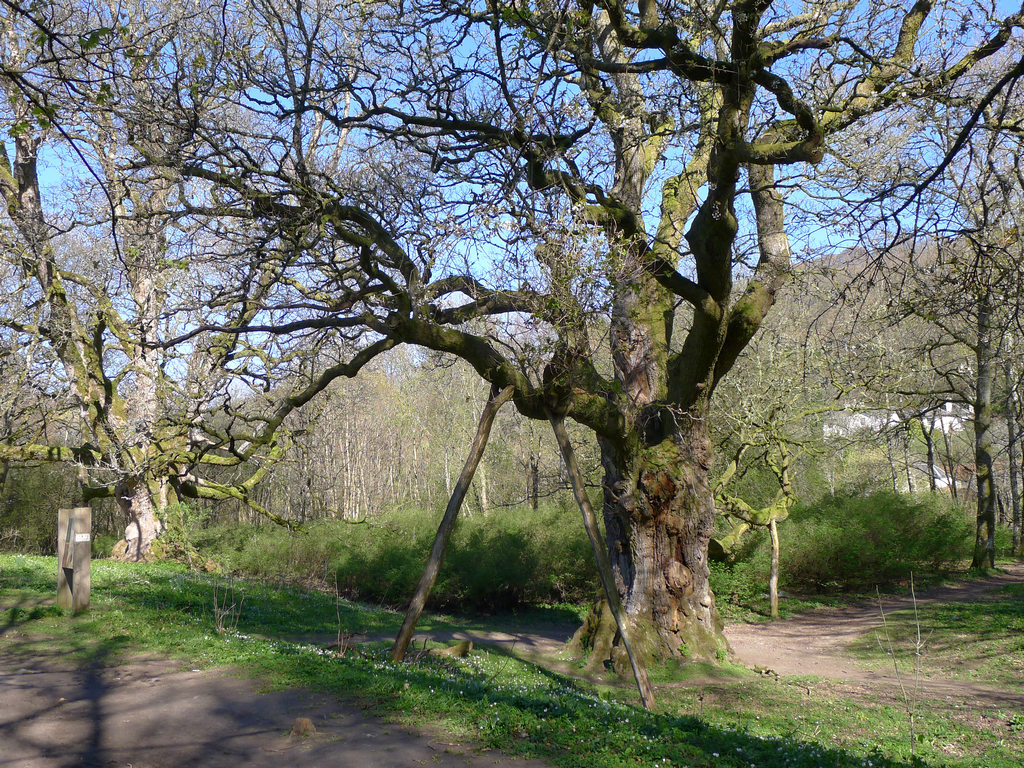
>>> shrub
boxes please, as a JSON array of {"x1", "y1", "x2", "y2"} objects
[
  {"x1": 91, "y1": 532, "x2": 119, "y2": 559},
  {"x1": 333, "y1": 505, "x2": 596, "y2": 611},
  {"x1": 0, "y1": 463, "x2": 80, "y2": 554},
  {"x1": 709, "y1": 558, "x2": 764, "y2": 608},
  {"x1": 717, "y1": 490, "x2": 974, "y2": 598},
  {"x1": 150, "y1": 503, "x2": 212, "y2": 564},
  {"x1": 196, "y1": 519, "x2": 341, "y2": 587},
  {"x1": 193, "y1": 504, "x2": 598, "y2": 611}
]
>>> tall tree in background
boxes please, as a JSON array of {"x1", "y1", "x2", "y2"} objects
[
  {"x1": 0, "y1": 2, "x2": 192, "y2": 556},
  {"x1": 890, "y1": 73, "x2": 1024, "y2": 568}
]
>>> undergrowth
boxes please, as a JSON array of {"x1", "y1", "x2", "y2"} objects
[
  {"x1": 711, "y1": 491, "x2": 980, "y2": 620},
  {"x1": 191, "y1": 504, "x2": 597, "y2": 611}
]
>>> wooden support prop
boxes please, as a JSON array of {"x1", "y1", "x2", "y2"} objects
[
  {"x1": 391, "y1": 385, "x2": 514, "y2": 663},
  {"x1": 546, "y1": 411, "x2": 656, "y2": 711},
  {"x1": 57, "y1": 507, "x2": 92, "y2": 613},
  {"x1": 769, "y1": 517, "x2": 780, "y2": 619}
]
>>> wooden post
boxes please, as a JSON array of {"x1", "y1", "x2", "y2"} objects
[
  {"x1": 57, "y1": 507, "x2": 91, "y2": 613},
  {"x1": 57, "y1": 508, "x2": 72, "y2": 609},
  {"x1": 546, "y1": 411, "x2": 656, "y2": 712}
]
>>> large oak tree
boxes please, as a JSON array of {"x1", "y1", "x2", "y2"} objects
[{"x1": 129, "y1": 0, "x2": 1024, "y2": 660}]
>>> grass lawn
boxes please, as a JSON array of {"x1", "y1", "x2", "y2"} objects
[
  {"x1": 2, "y1": 554, "x2": 1021, "y2": 768},
  {"x1": 848, "y1": 582, "x2": 1024, "y2": 688}
]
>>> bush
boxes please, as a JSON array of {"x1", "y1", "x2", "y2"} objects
[
  {"x1": 717, "y1": 491, "x2": 974, "y2": 597},
  {"x1": 91, "y1": 532, "x2": 119, "y2": 559},
  {"x1": 0, "y1": 463, "x2": 80, "y2": 554},
  {"x1": 708, "y1": 558, "x2": 765, "y2": 608},
  {"x1": 993, "y1": 522, "x2": 1015, "y2": 555},
  {"x1": 149, "y1": 503, "x2": 212, "y2": 564},
  {"x1": 193, "y1": 504, "x2": 598, "y2": 611},
  {"x1": 194, "y1": 519, "x2": 340, "y2": 587}
]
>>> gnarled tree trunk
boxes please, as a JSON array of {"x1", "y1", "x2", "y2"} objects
[
  {"x1": 112, "y1": 478, "x2": 165, "y2": 561},
  {"x1": 570, "y1": 414, "x2": 726, "y2": 672}
]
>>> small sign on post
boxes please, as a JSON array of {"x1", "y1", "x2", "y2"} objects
[{"x1": 57, "y1": 507, "x2": 91, "y2": 613}]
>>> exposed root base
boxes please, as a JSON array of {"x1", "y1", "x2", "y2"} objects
[
  {"x1": 110, "y1": 538, "x2": 150, "y2": 562},
  {"x1": 567, "y1": 599, "x2": 731, "y2": 677}
]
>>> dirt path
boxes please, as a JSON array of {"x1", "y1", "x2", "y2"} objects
[
  {"x1": 347, "y1": 566, "x2": 1024, "y2": 702},
  {"x1": 723, "y1": 563, "x2": 1024, "y2": 707},
  {"x1": 0, "y1": 641, "x2": 552, "y2": 768},
  {"x1": 339, "y1": 623, "x2": 574, "y2": 663},
  {"x1": 331, "y1": 566, "x2": 1024, "y2": 709}
]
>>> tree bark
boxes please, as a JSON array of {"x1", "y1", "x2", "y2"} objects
[
  {"x1": 571, "y1": 413, "x2": 726, "y2": 667},
  {"x1": 1017, "y1": 437, "x2": 1024, "y2": 557},
  {"x1": 478, "y1": 461, "x2": 489, "y2": 515},
  {"x1": 971, "y1": 292, "x2": 996, "y2": 569},
  {"x1": 942, "y1": 427, "x2": 959, "y2": 500},
  {"x1": 1018, "y1": 444, "x2": 1024, "y2": 556},
  {"x1": 886, "y1": 431, "x2": 900, "y2": 493},
  {"x1": 112, "y1": 480, "x2": 164, "y2": 561},
  {"x1": 923, "y1": 418, "x2": 937, "y2": 492},
  {"x1": 903, "y1": 427, "x2": 914, "y2": 493},
  {"x1": 528, "y1": 452, "x2": 540, "y2": 511},
  {"x1": 1006, "y1": 362, "x2": 1022, "y2": 556},
  {"x1": 390, "y1": 385, "x2": 513, "y2": 663}
]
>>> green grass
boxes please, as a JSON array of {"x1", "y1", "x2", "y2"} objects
[
  {"x1": 2, "y1": 554, "x2": 1021, "y2": 768},
  {"x1": 659, "y1": 677, "x2": 1023, "y2": 768},
  {"x1": 848, "y1": 582, "x2": 1024, "y2": 688}
]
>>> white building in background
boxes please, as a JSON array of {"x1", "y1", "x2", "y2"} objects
[
  {"x1": 823, "y1": 401, "x2": 970, "y2": 439},
  {"x1": 823, "y1": 409, "x2": 894, "y2": 438},
  {"x1": 822, "y1": 400, "x2": 973, "y2": 495},
  {"x1": 910, "y1": 461, "x2": 955, "y2": 491},
  {"x1": 928, "y1": 401, "x2": 971, "y2": 434}
]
